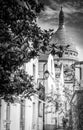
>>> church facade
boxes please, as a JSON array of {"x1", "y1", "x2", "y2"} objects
[{"x1": 45, "y1": 6, "x2": 79, "y2": 129}]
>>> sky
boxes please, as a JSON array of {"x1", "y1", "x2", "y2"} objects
[{"x1": 37, "y1": 0, "x2": 83, "y2": 60}]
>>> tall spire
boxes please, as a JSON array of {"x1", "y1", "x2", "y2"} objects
[{"x1": 59, "y1": 6, "x2": 64, "y2": 28}]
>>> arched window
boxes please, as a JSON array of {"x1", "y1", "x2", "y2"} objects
[
  {"x1": 70, "y1": 52, "x2": 72, "y2": 55},
  {"x1": 65, "y1": 52, "x2": 68, "y2": 55},
  {"x1": 33, "y1": 64, "x2": 36, "y2": 80}
]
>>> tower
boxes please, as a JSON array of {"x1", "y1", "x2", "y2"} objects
[
  {"x1": 50, "y1": 7, "x2": 78, "y2": 63},
  {"x1": 50, "y1": 6, "x2": 78, "y2": 83},
  {"x1": 49, "y1": 7, "x2": 79, "y2": 127}
]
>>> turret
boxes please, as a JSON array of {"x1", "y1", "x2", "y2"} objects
[{"x1": 59, "y1": 6, "x2": 64, "y2": 28}]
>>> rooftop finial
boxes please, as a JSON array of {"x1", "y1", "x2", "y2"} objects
[{"x1": 59, "y1": 6, "x2": 64, "y2": 28}]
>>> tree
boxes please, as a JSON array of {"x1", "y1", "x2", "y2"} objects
[
  {"x1": 0, "y1": 0, "x2": 69, "y2": 102},
  {"x1": 0, "y1": 0, "x2": 53, "y2": 102}
]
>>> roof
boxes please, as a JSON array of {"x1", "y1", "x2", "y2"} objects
[
  {"x1": 50, "y1": 27, "x2": 77, "y2": 53},
  {"x1": 49, "y1": 7, "x2": 78, "y2": 53}
]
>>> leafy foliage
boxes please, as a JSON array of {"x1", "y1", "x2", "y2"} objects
[
  {"x1": 1, "y1": 68, "x2": 35, "y2": 102},
  {"x1": 0, "y1": 0, "x2": 69, "y2": 102},
  {"x1": 0, "y1": 0, "x2": 53, "y2": 102}
]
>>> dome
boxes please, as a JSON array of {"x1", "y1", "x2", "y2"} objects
[
  {"x1": 50, "y1": 27, "x2": 77, "y2": 52},
  {"x1": 49, "y1": 7, "x2": 78, "y2": 60}
]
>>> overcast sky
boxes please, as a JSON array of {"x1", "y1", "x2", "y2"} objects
[{"x1": 37, "y1": 0, "x2": 83, "y2": 60}]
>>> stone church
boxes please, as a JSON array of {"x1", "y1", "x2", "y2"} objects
[
  {"x1": 50, "y1": 6, "x2": 78, "y2": 99},
  {"x1": 48, "y1": 6, "x2": 79, "y2": 128}
]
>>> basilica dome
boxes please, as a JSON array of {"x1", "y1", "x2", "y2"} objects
[{"x1": 49, "y1": 7, "x2": 78, "y2": 61}]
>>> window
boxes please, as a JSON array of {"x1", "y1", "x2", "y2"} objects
[
  {"x1": 33, "y1": 102, "x2": 35, "y2": 119},
  {"x1": 20, "y1": 100, "x2": 25, "y2": 130},
  {"x1": 33, "y1": 64, "x2": 36, "y2": 80},
  {"x1": 65, "y1": 52, "x2": 68, "y2": 55},
  {"x1": 51, "y1": 60, "x2": 53, "y2": 73},
  {"x1": 6, "y1": 103, "x2": 10, "y2": 130},
  {"x1": 38, "y1": 101, "x2": 43, "y2": 117},
  {"x1": 32, "y1": 102, "x2": 36, "y2": 129},
  {"x1": 56, "y1": 102, "x2": 59, "y2": 111}
]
